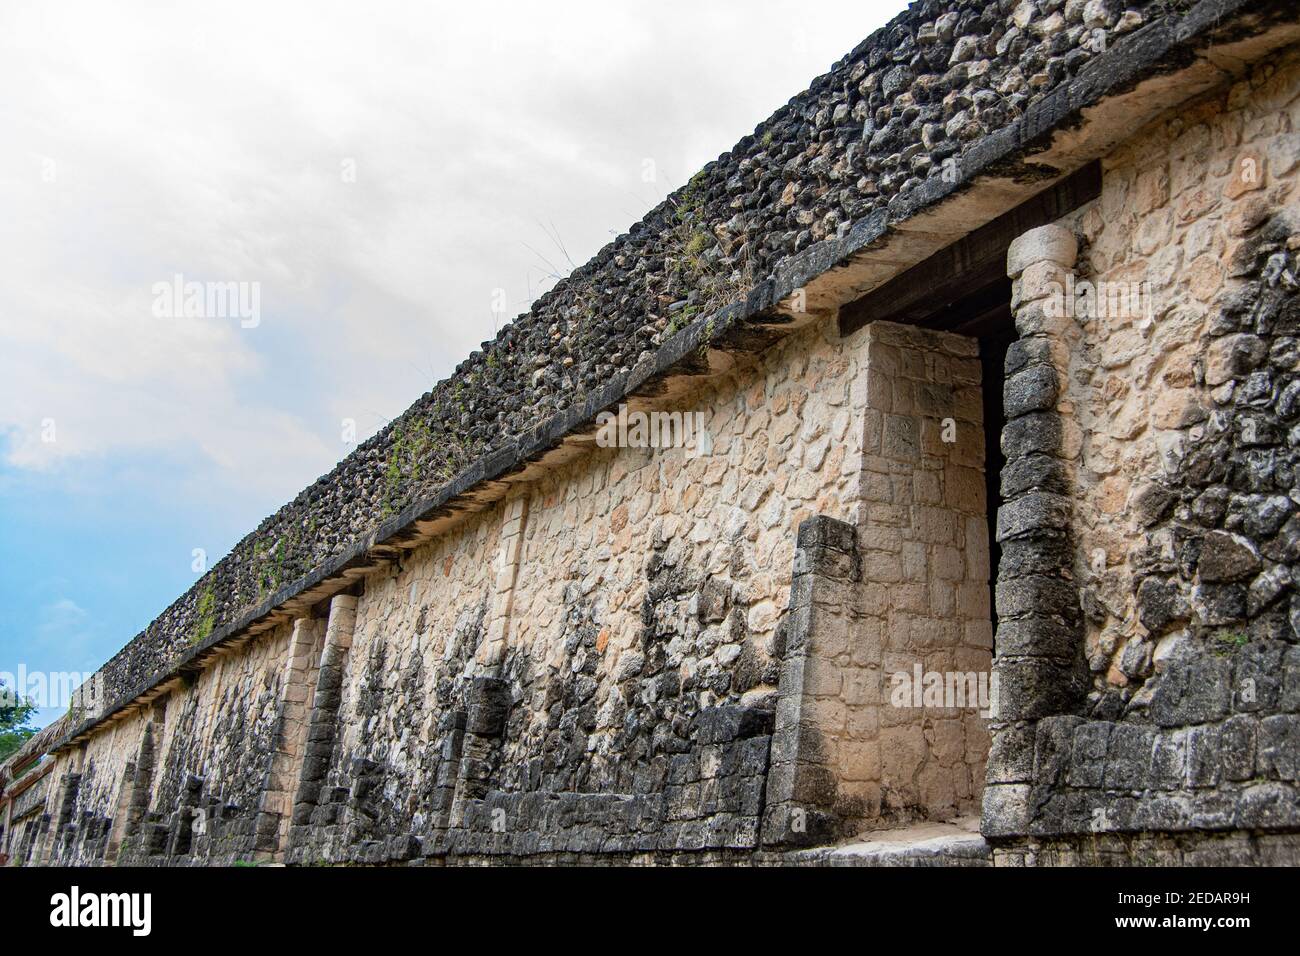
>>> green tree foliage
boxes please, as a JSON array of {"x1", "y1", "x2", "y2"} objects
[{"x1": 0, "y1": 680, "x2": 38, "y2": 762}]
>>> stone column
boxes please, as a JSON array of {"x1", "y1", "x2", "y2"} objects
[
  {"x1": 762, "y1": 515, "x2": 861, "y2": 846},
  {"x1": 286, "y1": 594, "x2": 357, "y2": 853},
  {"x1": 41, "y1": 759, "x2": 82, "y2": 866},
  {"x1": 982, "y1": 224, "x2": 1089, "y2": 838},
  {"x1": 447, "y1": 676, "x2": 511, "y2": 828},
  {"x1": 254, "y1": 615, "x2": 325, "y2": 860},
  {"x1": 102, "y1": 758, "x2": 136, "y2": 863},
  {"x1": 115, "y1": 720, "x2": 158, "y2": 863},
  {"x1": 2, "y1": 792, "x2": 11, "y2": 860},
  {"x1": 477, "y1": 496, "x2": 529, "y2": 672}
]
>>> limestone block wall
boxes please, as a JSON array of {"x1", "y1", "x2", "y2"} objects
[
  {"x1": 30, "y1": 619, "x2": 305, "y2": 866},
  {"x1": 863, "y1": 323, "x2": 992, "y2": 825},
  {"x1": 282, "y1": 320, "x2": 878, "y2": 863},
  {"x1": 34, "y1": 711, "x2": 148, "y2": 866},
  {"x1": 1, "y1": 768, "x2": 51, "y2": 865},
  {"x1": 71, "y1": 0, "x2": 1227, "y2": 719},
  {"x1": 28, "y1": 299, "x2": 1006, "y2": 864},
  {"x1": 146, "y1": 621, "x2": 298, "y2": 862},
  {"x1": 30, "y1": 313, "x2": 931, "y2": 865},
  {"x1": 985, "y1": 49, "x2": 1300, "y2": 856},
  {"x1": 767, "y1": 323, "x2": 994, "y2": 844},
  {"x1": 16, "y1": 7, "x2": 1300, "y2": 868}
]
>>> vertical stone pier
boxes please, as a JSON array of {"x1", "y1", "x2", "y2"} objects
[
  {"x1": 255, "y1": 615, "x2": 326, "y2": 860},
  {"x1": 763, "y1": 515, "x2": 861, "y2": 846},
  {"x1": 286, "y1": 594, "x2": 357, "y2": 854},
  {"x1": 982, "y1": 224, "x2": 1089, "y2": 838}
]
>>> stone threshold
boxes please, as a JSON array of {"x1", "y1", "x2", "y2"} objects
[{"x1": 781, "y1": 816, "x2": 991, "y2": 867}]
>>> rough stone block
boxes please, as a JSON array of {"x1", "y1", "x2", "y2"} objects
[
  {"x1": 995, "y1": 575, "x2": 1079, "y2": 620},
  {"x1": 1067, "y1": 721, "x2": 1111, "y2": 788},
  {"x1": 1103, "y1": 725, "x2": 1156, "y2": 790},
  {"x1": 1004, "y1": 365, "x2": 1061, "y2": 418},
  {"x1": 996, "y1": 492, "x2": 1072, "y2": 542},
  {"x1": 994, "y1": 656, "x2": 1087, "y2": 721},
  {"x1": 981, "y1": 784, "x2": 1031, "y2": 838},
  {"x1": 1007, "y1": 225, "x2": 1079, "y2": 277},
  {"x1": 1219, "y1": 715, "x2": 1258, "y2": 781},
  {"x1": 1259, "y1": 715, "x2": 1300, "y2": 780},
  {"x1": 1149, "y1": 654, "x2": 1233, "y2": 727},
  {"x1": 996, "y1": 617, "x2": 1079, "y2": 659}
]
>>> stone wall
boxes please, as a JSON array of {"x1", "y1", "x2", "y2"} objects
[
  {"x1": 984, "y1": 47, "x2": 1300, "y2": 854},
  {"x1": 76, "y1": 0, "x2": 1226, "y2": 718},
  {"x1": 0, "y1": 768, "x2": 51, "y2": 865},
  {"x1": 281, "y1": 320, "x2": 886, "y2": 862},
  {"x1": 8, "y1": 2, "x2": 1300, "y2": 869},
  {"x1": 30, "y1": 313, "x2": 907, "y2": 864},
  {"x1": 25, "y1": 302, "x2": 1001, "y2": 865},
  {"x1": 767, "y1": 323, "x2": 993, "y2": 844},
  {"x1": 23, "y1": 620, "x2": 308, "y2": 866}
]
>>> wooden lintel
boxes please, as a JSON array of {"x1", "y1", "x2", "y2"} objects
[{"x1": 838, "y1": 161, "x2": 1101, "y2": 337}]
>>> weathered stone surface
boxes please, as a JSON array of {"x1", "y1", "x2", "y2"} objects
[
  {"x1": 10, "y1": 0, "x2": 1300, "y2": 871},
  {"x1": 1004, "y1": 365, "x2": 1061, "y2": 419},
  {"x1": 980, "y1": 784, "x2": 1030, "y2": 838},
  {"x1": 1206, "y1": 334, "x2": 1267, "y2": 386},
  {"x1": 1149, "y1": 654, "x2": 1234, "y2": 728},
  {"x1": 1198, "y1": 531, "x2": 1261, "y2": 582},
  {"x1": 996, "y1": 493, "x2": 1072, "y2": 542},
  {"x1": 1006, "y1": 225, "x2": 1079, "y2": 278}
]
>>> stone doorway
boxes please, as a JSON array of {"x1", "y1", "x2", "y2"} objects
[
  {"x1": 759, "y1": 306, "x2": 1003, "y2": 842},
  {"x1": 864, "y1": 314, "x2": 1000, "y2": 829},
  {"x1": 766, "y1": 300, "x2": 1010, "y2": 844},
  {"x1": 769, "y1": 170, "x2": 1101, "y2": 847}
]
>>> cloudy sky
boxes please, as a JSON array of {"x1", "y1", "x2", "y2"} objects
[{"x1": 0, "y1": 0, "x2": 906, "y2": 726}]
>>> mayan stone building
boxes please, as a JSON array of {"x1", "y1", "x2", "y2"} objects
[{"x1": 3, "y1": 0, "x2": 1299, "y2": 867}]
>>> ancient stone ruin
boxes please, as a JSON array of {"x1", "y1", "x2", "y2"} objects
[{"x1": 3, "y1": 0, "x2": 1298, "y2": 867}]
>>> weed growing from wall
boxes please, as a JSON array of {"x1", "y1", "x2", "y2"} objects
[{"x1": 189, "y1": 586, "x2": 216, "y2": 645}]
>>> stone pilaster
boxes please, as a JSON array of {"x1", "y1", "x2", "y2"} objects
[
  {"x1": 477, "y1": 496, "x2": 529, "y2": 672},
  {"x1": 1, "y1": 792, "x2": 11, "y2": 860},
  {"x1": 102, "y1": 758, "x2": 136, "y2": 863},
  {"x1": 762, "y1": 515, "x2": 861, "y2": 846},
  {"x1": 42, "y1": 760, "x2": 82, "y2": 865},
  {"x1": 254, "y1": 615, "x2": 325, "y2": 860},
  {"x1": 982, "y1": 224, "x2": 1089, "y2": 838},
  {"x1": 286, "y1": 594, "x2": 356, "y2": 852},
  {"x1": 114, "y1": 719, "x2": 158, "y2": 863},
  {"x1": 447, "y1": 676, "x2": 511, "y2": 828}
]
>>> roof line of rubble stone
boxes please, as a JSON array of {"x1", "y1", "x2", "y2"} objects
[{"x1": 28, "y1": 0, "x2": 1290, "y2": 765}]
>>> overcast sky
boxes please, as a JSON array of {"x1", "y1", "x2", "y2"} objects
[{"x1": 0, "y1": 0, "x2": 907, "y2": 725}]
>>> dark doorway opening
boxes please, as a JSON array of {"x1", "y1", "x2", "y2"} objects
[
  {"x1": 978, "y1": 317, "x2": 1016, "y2": 636},
  {"x1": 908, "y1": 279, "x2": 1016, "y2": 639}
]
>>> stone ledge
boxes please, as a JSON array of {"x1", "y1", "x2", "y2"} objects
[{"x1": 782, "y1": 817, "x2": 991, "y2": 867}]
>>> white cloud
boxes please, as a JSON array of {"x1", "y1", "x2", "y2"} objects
[
  {"x1": 38, "y1": 598, "x2": 88, "y2": 634},
  {"x1": 0, "y1": 0, "x2": 906, "y2": 509},
  {"x1": 32, "y1": 598, "x2": 98, "y2": 670}
]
